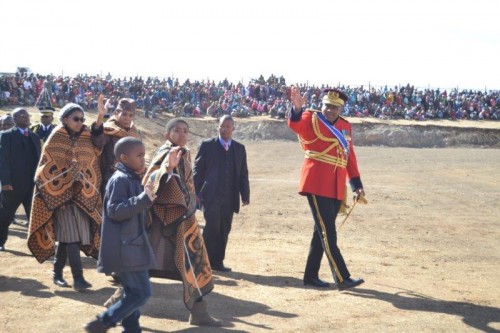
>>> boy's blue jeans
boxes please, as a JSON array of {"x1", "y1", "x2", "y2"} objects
[{"x1": 99, "y1": 270, "x2": 151, "y2": 333}]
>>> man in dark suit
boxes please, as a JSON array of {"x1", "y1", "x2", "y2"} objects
[
  {"x1": 193, "y1": 115, "x2": 250, "y2": 272},
  {"x1": 0, "y1": 108, "x2": 41, "y2": 251}
]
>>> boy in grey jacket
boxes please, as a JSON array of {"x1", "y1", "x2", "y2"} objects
[{"x1": 85, "y1": 137, "x2": 158, "y2": 332}]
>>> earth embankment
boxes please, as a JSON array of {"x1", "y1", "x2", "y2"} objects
[
  {"x1": 211, "y1": 118, "x2": 500, "y2": 148},
  {"x1": 1, "y1": 107, "x2": 499, "y2": 148}
]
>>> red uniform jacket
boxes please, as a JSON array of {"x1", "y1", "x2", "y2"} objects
[{"x1": 288, "y1": 109, "x2": 362, "y2": 200}]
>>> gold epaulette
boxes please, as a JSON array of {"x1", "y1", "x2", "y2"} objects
[
  {"x1": 305, "y1": 108, "x2": 320, "y2": 113},
  {"x1": 339, "y1": 115, "x2": 349, "y2": 123}
]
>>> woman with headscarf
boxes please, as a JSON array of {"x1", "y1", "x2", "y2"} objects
[
  {"x1": 91, "y1": 94, "x2": 141, "y2": 196},
  {"x1": 28, "y1": 103, "x2": 103, "y2": 291}
]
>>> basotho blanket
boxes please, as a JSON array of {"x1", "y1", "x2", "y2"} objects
[{"x1": 27, "y1": 125, "x2": 102, "y2": 263}]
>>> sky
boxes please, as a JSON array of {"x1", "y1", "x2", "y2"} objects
[{"x1": 2, "y1": 0, "x2": 500, "y2": 90}]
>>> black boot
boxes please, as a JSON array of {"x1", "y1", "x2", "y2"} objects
[
  {"x1": 189, "y1": 300, "x2": 223, "y2": 326},
  {"x1": 67, "y1": 242, "x2": 92, "y2": 291},
  {"x1": 53, "y1": 242, "x2": 69, "y2": 287},
  {"x1": 74, "y1": 276, "x2": 92, "y2": 291}
]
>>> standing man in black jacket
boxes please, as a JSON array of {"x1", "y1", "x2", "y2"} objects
[
  {"x1": 193, "y1": 115, "x2": 250, "y2": 272},
  {"x1": 0, "y1": 108, "x2": 41, "y2": 251},
  {"x1": 30, "y1": 106, "x2": 56, "y2": 143}
]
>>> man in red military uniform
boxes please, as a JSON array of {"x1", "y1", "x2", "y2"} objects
[{"x1": 288, "y1": 86, "x2": 365, "y2": 290}]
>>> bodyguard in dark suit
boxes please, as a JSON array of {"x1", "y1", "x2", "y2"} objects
[
  {"x1": 0, "y1": 108, "x2": 41, "y2": 250},
  {"x1": 30, "y1": 107, "x2": 56, "y2": 143},
  {"x1": 193, "y1": 115, "x2": 250, "y2": 272}
]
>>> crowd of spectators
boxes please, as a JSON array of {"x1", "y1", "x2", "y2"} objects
[{"x1": 1, "y1": 72, "x2": 499, "y2": 121}]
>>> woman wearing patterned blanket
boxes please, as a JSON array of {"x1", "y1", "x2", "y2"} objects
[
  {"x1": 27, "y1": 103, "x2": 103, "y2": 291},
  {"x1": 91, "y1": 95, "x2": 141, "y2": 196}
]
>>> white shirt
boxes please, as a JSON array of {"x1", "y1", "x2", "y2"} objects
[{"x1": 23, "y1": 80, "x2": 32, "y2": 90}]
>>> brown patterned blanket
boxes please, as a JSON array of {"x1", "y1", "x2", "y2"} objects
[
  {"x1": 103, "y1": 116, "x2": 140, "y2": 139},
  {"x1": 27, "y1": 125, "x2": 102, "y2": 263},
  {"x1": 143, "y1": 141, "x2": 213, "y2": 310}
]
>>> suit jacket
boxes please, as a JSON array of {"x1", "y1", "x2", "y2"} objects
[
  {"x1": 193, "y1": 137, "x2": 250, "y2": 213},
  {"x1": 0, "y1": 127, "x2": 41, "y2": 192}
]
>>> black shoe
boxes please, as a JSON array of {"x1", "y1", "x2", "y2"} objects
[
  {"x1": 337, "y1": 277, "x2": 364, "y2": 291},
  {"x1": 212, "y1": 264, "x2": 232, "y2": 272},
  {"x1": 303, "y1": 278, "x2": 330, "y2": 288},
  {"x1": 74, "y1": 276, "x2": 92, "y2": 291},
  {"x1": 84, "y1": 317, "x2": 108, "y2": 333},
  {"x1": 53, "y1": 276, "x2": 69, "y2": 287}
]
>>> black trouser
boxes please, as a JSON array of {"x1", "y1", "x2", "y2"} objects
[
  {"x1": 202, "y1": 197, "x2": 234, "y2": 266},
  {"x1": 53, "y1": 242, "x2": 84, "y2": 279},
  {"x1": 304, "y1": 194, "x2": 350, "y2": 284},
  {"x1": 0, "y1": 188, "x2": 33, "y2": 246}
]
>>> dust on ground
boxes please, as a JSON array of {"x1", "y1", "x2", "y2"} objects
[{"x1": 0, "y1": 108, "x2": 499, "y2": 332}]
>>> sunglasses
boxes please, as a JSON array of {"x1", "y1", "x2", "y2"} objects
[{"x1": 71, "y1": 116, "x2": 85, "y2": 123}]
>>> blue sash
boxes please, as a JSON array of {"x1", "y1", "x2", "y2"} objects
[{"x1": 316, "y1": 112, "x2": 349, "y2": 156}]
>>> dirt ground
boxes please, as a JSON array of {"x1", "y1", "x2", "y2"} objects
[{"x1": 0, "y1": 109, "x2": 499, "y2": 332}]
